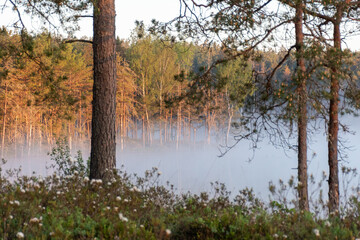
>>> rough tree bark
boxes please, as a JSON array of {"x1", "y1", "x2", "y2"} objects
[
  {"x1": 90, "y1": 0, "x2": 117, "y2": 180},
  {"x1": 295, "y1": 0, "x2": 309, "y2": 211},
  {"x1": 328, "y1": 19, "x2": 341, "y2": 213}
]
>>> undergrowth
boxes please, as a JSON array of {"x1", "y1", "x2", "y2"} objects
[{"x1": 1, "y1": 142, "x2": 360, "y2": 239}]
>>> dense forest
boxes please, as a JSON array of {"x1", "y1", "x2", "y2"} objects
[
  {"x1": 0, "y1": 28, "x2": 294, "y2": 154},
  {"x1": 1, "y1": 27, "x2": 360, "y2": 151},
  {"x1": 1, "y1": 28, "x2": 360, "y2": 157}
]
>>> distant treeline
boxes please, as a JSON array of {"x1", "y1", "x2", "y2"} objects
[{"x1": 0, "y1": 27, "x2": 359, "y2": 154}]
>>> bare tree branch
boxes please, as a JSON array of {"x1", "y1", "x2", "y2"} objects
[
  {"x1": 8, "y1": 0, "x2": 26, "y2": 30},
  {"x1": 63, "y1": 39, "x2": 93, "y2": 44}
]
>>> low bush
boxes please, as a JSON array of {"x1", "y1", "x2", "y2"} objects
[{"x1": 1, "y1": 143, "x2": 360, "y2": 239}]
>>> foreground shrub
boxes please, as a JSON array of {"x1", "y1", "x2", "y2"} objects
[
  {"x1": 1, "y1": 142, "x2": 360, "y2": 239},
  {"x1": 1, "y1": 165, "x2": 360, "y2": 239}
]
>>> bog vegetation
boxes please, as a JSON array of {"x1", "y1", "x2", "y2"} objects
[{"x1": 1, "y1": 143, "x2": 360, "y2": 239}]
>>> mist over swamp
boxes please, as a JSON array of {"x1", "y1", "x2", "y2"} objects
[{"x1": 2, "y1": 115, "x2": 360, "y2": 201}]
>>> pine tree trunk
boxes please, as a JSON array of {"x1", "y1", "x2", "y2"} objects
[
  {"x1": 328, "y1": 21, "x2": 341, "y2": 213},
  {"x1": 295, "y1": 1, "x2": 309, "y2": 211},
  {"x1": 90, "y1": 0, "x2": 117, "y2": 180}
]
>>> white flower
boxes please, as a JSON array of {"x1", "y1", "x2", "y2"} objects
[
  {"x1": 84, "y1": 177, "x2": 89, "y2": 182},
  {"x1": 124, "y1": 199, "x2": 129, "y2": 203},
  {"x1": 283, "y1": 235, "x2": 288, "y2": 239},
  {"x1": 9, "y1": 201, "x2": 13, "y2": 205},
  {"x1": 114, "y1": 207, "x2": 119, "y2": 211},
  {"x1": 157, "y1": 171, "x2": 162, "y2": 176},
  {"x1": 140, "y1": 225, "x2": 144, "y2": 228},
  {"x1": 325, "y1": 220, "x2": 331, "y2": 227},
  {"x1": 39, "y1": 223, "x2": 43, "y2": 227},
  {"x1": 9, "y1": 215, "x2": 13, "y2": 219},
  {"x1": 30, "y1": 217, "x2": 40, "y2": 223},
  {"x1": 313, "y1": 229, "x2": 320, "y2": 237},
  {"x1": 165, "y1": 229, "x2": 171, "y2": 235},
  {"x1": 116, "y1": 196, "x2": 121, "y2": 201},
  {"x1": 107, "y1": 182, "x2": 112, "y2": 186},
  {"x1": 16, "y1": 232, "x2": 24, "y2": 239},
  {"x1": 273, "y1": 233, "x2": 279, "y2": 238},
  {"x1": 14, "y1": 200, "x2": 20, "y2": 206},
  {"x1": 119, "y1": 213, "x2": 128, "y2": 222},
  {"x1": 73, "y1": 170, "x2": 79, "y2": 175},
  {"x1": 132, "y1": 186, "x2": 141, "y2": 192},
  {"x1": 69, "y1": 157, "x2": 76, "y2": 164},
  {"x1": 20, "y1": 189, "x2": 26, "y2": 193},
  {"x1": 130, "y1": 186, "x2": 140, "y2": 192}
]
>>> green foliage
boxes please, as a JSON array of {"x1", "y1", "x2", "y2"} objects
[
  {"x1": 216, "y1": 57, "x2": 254, "y2": 108},
  {"x1": 48, "y1": 138, "x2": 89, "y2": 177},
  {"x1": 0, "y1": 166, "x2": 360, "y2": 239}
]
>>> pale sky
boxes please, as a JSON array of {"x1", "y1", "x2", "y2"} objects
[
  {"x1": 56, "y1": 0, "x2": 360, "y2": 50},
  {"x1": 0, "y1": 0, "x2": 359, "y2": 50},
  {"x1": 0, "y1": 0, "x2": 180, "y2": 40},
  {"x1": 79, "y1": 0, "x2": 181, "y2": 39}
]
